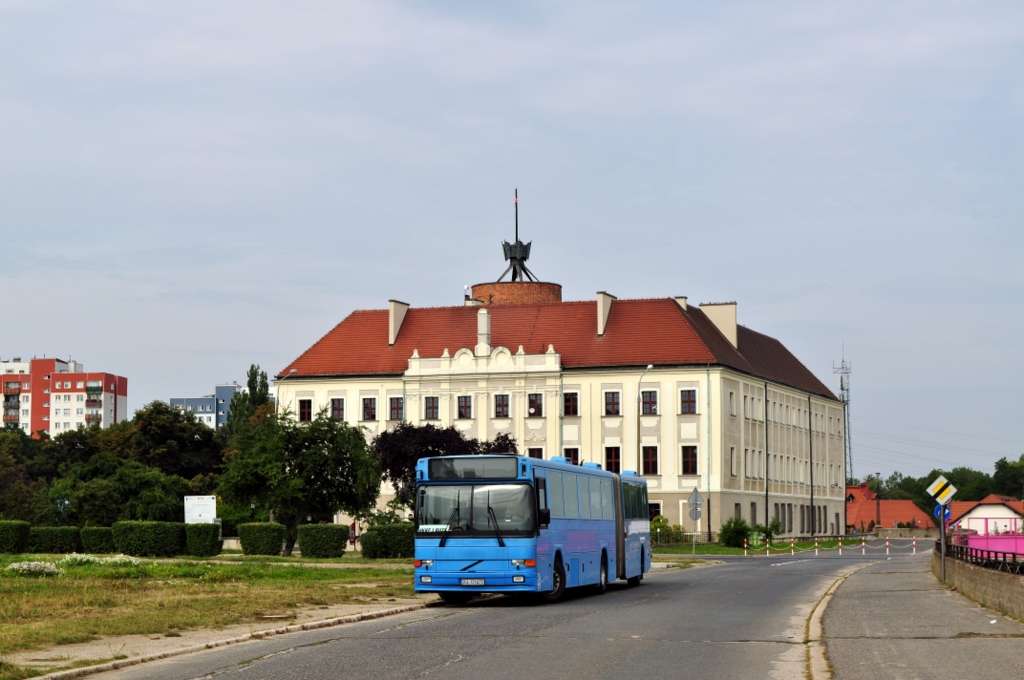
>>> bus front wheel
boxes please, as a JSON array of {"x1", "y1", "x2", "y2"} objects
[
  {"x1": 542, "y1": 558, "x2": 565, "y2": 603},
  {"x1": 595, "y1": 554, "x2": 608, "y2": 594},
  {"x1": 440, "y1": 592, "x2": 474, "y2": 605}
]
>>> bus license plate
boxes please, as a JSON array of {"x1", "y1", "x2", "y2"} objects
[{"x1": 460, "y1": 578, "x2": 485, "y2": 586}]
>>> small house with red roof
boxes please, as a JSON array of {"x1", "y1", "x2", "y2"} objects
[
  {"x1": 949, "y1": 494, "x2": 1023, "y2": 535},
  {"x1": 276, "y1": 240, "x2": 848, "y2": 535},
  {"x1": 844, "y1": 484, "x2": 934, "y2": 533}
]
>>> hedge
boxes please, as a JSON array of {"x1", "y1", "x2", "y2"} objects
[
  {"x1": 185, "y1": 523, "x2": 223, "y2": 557},
  {"x1": 81, "y1": 527, "x2": 115, "y2": 554},
  {"x1": 360, "y1": 523, "x2": 413, "y2": 559},
  {"x1": 112, "y1": 521, "x2": 186, "y2": 557},
  {"x1": 0, "y1": 521, "x2": 31, "y2": 554},
  {"x1": 297, "y1": 524, "x2": 349, "y2": 558},
  {"x1": 29, "y1": 526, "x2": 82, "y2": 554},
  {"x1": 238, "y1": 523, "x2": 285, "y2": 556}
]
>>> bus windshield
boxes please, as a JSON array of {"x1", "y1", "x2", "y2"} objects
[{"x1": 416, "y1": 484, "x2": 535, "y2": 536}]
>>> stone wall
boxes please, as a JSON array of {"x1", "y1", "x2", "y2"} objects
[
  {"x1": 933, "y1": 551, "x2": 1024, "y2": 621},
  {"x1": 878, "y1": 527, "x2": 939, "y2": 539}
]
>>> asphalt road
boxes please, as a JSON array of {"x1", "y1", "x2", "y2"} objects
[{"x1": 91, "y1": 555, "x2": 881, "y2": 680}]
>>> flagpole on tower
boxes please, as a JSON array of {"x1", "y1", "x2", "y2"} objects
[{"x1": 514, "y1": 188, "x2": 518, "y2": 243}]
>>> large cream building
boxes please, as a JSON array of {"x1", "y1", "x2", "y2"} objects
[{"x1": 276, "y1": 268, "x2": 847, "y2": 537}]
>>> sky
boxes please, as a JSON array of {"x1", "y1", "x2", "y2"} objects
[{"x1": 2, "y1": 1, "x2": 1022, "y2": 481}]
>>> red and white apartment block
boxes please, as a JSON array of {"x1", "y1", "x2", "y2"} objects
[{"x1": 1, "y1": 357, "x2": 128, "y2": 437}]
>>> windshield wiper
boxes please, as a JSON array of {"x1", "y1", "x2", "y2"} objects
[
  {"x1": 486, "y1": 491, "x2": 505, "y2": 547},
  {"x1": 438, "y1": 491, "x2": 461, "y2": 548}
]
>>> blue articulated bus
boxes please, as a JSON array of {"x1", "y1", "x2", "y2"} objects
[{"x1": 413, "y1": 454, "x2": 651, "y2": 604}]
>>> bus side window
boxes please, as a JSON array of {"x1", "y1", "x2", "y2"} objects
[
  {"x1": 601, "y1": 480, "x2": 614, "y2": 519},
  {"x1": 589, "y1": 477, "x2": 601, "y2": 519},
  {"x1": 549, "y1": 472, "x2": 565, "y2": 518},
  {"x1": 537, "y1": 478, "x2": 547, "y2": 510},
  {"x1": 579, "y1": 476, "x2": 592, "y2": 519},
  {"x1": 564, "y1": 474, "x2": 580, "y2": 519},
  {"x1": 642, "y1": 486, "x2": 649, "y2": 514}
]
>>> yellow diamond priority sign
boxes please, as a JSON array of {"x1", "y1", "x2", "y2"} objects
[
  {"x1": 936, "y1": 483, "x2": 957, "y2": 506},
  {"x1": 926, "y1": 475, "x2": 948, "y2": 497}
]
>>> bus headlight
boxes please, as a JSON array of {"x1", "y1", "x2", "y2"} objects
[
  {"x1": 420, "y1": 576, "x2": 432, "y2": 583},
  {"x1": 414, "y1": 559, "x2": 433, "y2": 567},
  {"x1": 510, "y1": 559, "x2": 536, "y2": 568}
]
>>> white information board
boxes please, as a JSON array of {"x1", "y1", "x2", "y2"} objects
[{"x1": 185, "y1": 495, "x2": 217, "y2": 524}]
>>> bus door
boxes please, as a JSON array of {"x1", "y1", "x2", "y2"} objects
[
  {"x1": 534, "y1": 473, "x2": 553, "y2": 592},
  {"x1": 613, "y1": 474, "x2": 625, "y2": 580}
]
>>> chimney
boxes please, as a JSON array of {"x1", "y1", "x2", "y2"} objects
[
  {"x1": 597, "y1": 291, "x2": 616, "y2": 337},
  {"x1": 388, "y1": 300, "x2": 409, "y2": 346},
  {"x1": 476, "y1": 308, "x2": 491, "y2": 356},
  {"x1": 699, "y1": 302, "x2": 738, "y2": 347},
  {"x1": 674, "y1": 296, "x2": 688, "y2": 311}
]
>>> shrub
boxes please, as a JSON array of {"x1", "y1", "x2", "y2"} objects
[
  {"x1": 29, "y1": 527, "x2": 83, "y2": 554},
  {"x1": 6, "y1": 561, "x2": 63, "y2": 577},
  {"x1": 360, "y1": 522, "x2": 413, "y2": 559},
  {"x1": 718, "y1": 516, "x2": 752, "y2": 548},
  {"x1": 0, "y1": 520, "x2": 31, "y2": 554},
  {"x1": 81, "y1": 527, "x2": 115, "y2": 554},
  {"x1": 112, "y1": 521, "x2": 186, "y2": 557},
  {"x1": 297, "y1": 524, "x2": 349, "y2": 558},
  {"x1": 185, "y1": 523, "x2": 223, "y2": 557},
  {"x1": 238, "y1": 523, "x2": 285, "y2": 556}
]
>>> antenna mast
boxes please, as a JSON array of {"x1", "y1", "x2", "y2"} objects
[
  {"x1": 833, "y1": 349, "x2": 853, "y2": 482},
  {"x1": 497, "y1": 188, "x2": 537, "y2": 282}
]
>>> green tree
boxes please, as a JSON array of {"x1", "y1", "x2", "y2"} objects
[
  {"x1": 219, "y1": 408, "x2": 380, "y2": 555},
  {"x1": 125, "y1": 401, "x2": 223, "y2": 480},
  {"x1": 221, "y1": 365, "x2": 271, "y2": 442},
  {"x1": 993, "y1": 455, "x2": 1024, "y2": 499}
]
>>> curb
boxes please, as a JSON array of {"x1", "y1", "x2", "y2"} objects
[
  {"x1": 32, "y1": 601, "x2": 440, "y2": 680},
  {"x1": 805, "y1": 561, "x2": 875, "y2": 680}
]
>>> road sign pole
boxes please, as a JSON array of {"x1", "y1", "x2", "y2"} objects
[{"x1": 940, "y1": 516, "x2": 946, "y2": 582}]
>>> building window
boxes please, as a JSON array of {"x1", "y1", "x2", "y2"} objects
[
  {"x1": 642, "y1": 446, "x2": 658, "y2": 475},
  {"x1": 423, "y1": 396, "x2": 439, "y2": 420},
  {"x1": 734, "y1": 503, "x2": 742, "y2": 519},
  {"x1": 527, "y1": 393, "x2": 543, "y2": 417},
  {"x1": 389, "y1": 397, "x2": 404, "y2": 421},
  {"x1": 730, "y1": 446, "x2": 737, "y2": 476},
  {"x1": 641, "y1": 390, "x2": 658, "y2": 415},
  {"x1": 494, "y1": 394, "x2": 509, "y2": 418},
  {"x1": 604, "y1": 391, "x2": 620, "y2": 416},
  {"x1": 564, "y1": 447, "x2": 579, "y2": 465},
  {"x1": 605, "y1": 447, "x2": 620, "y2": 473},
  {"x1": 298, "y1": 399, "x2": 312, "y2": 422},
  {"x1": 331, "y1": 398, "x2": 344, "y2": 421},
  {"x1": 76, "y1": 409, "x2": 83, "y2": 416},
  {"x1": 64, "y1": 382, "x2": 70, "y2": 389},
  {"x1": 729, "y1": 391, "x2": 736, "y2": 416},
  {"x1": 681, "y1": 446, "x2": 698, "y2": 475},
  {"x1": 457, "y1": 396, "x2": 472, "y2": 419},
  {"x1": 563, "y1": 392, "x2": 579, "y2": 417},
  {"x1": 680, "y1": 389, "x2": 697, "y2": 414},
  {"x1": 362, "y1": 398, "x2": 376, "y2": 421},
  {"x1": 649, "y1": 502, "x2": 661, "y2": 521},
  {"x1": 527, "y1": 447, "x2": 543, "y2": 459}
]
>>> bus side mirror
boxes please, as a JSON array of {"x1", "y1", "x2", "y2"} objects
[{"x1": 539, "y1": 509, "x2": 551, "y2": 526}]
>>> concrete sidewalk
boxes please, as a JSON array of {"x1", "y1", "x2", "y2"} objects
[{"x1": 824, "y1": 554, "x2": 1024, "y2": 679}]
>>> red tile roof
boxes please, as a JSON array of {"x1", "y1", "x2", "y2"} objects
[
  {"x1": 280, "y1": 298, "x2": 837, "y2": 399},
  {"x1": 845, "y1": 497, "x2": 935, "y2": 530}
]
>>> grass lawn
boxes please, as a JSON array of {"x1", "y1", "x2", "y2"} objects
[
  {"x1": 0, "y1": 554, "x2": 413, "y2": 662},
  {"x1": 209, "y1": 552, "x2": 411, "y2": 566}
]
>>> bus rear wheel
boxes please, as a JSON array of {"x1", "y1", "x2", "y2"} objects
[
  {"x1": 542, "y1": 558, "x2": 565, "y2": 603},
  {"x1": 595, "y1": 554, "x2": 608, "y2": 594},
  {"x1": 440, "y1": 592, "x2": 474, "y2": 605}
]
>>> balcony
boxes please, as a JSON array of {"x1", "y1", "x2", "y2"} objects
[
  {"x1": 85, "y1": 398, "x2": 103, "y2": 408},
  {"x1": 2, "y1": 387, "x2": 20, "y2": 395},
  {"x1": 85, "y1": 384, "x2": 102, "y2": 394},
  {"x1": 3, "y1": 414, "x2": 19, "y2": 423},
  {"x1": 84, "y1": 413, "x2": 102, "y2": 423}
]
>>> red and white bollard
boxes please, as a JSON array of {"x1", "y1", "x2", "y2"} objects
[
  {"x1": 913, "y1": 537, "x2": 917, "y2": 555},
  {"x1": 861, "y1": 536, "x2": 866, "y2": 555},
  {"x1": 791, "y1": 538, "x2": 795, "y2": 555},
  {"x1": 744, "y1": 538, "x2": 748, "y2": 557},
  {"x1": 886, "y1": 537, "x2": 890, "y2": 555},
  {"x1": 766, "y1": 539, "x2": 770, "y2": 557},
  {"x1": 839, "y1": 537, "x2": 843, "y2": 556},
  {"x1": 815, "y1": 538, "x2": 819, "y2": 556}
]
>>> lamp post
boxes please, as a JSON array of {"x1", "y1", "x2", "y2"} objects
[{"x1": 636, "y1": 364, "x2": 654, "y2": 474}]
